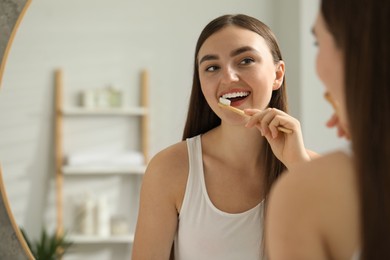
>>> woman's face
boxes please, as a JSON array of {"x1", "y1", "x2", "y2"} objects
[
  {"x1": 197, "y1": 25, "x2": 284, "y2": 123},
  {"x1": 313, "y1": 12, "x2": 349, "y2": 133}
]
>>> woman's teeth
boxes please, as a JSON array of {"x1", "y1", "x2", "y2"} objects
[{"x1": 221, "y1": 91, "x2": 250, "y2": 99}]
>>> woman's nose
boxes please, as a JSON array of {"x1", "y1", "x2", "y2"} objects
[{"x1": 221, "y1": 67, "x2": 239, "y2": 83}]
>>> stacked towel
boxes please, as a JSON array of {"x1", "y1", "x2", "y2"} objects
[{"x1": 66, "y1": 150, "x2": 144, "y2": 166}]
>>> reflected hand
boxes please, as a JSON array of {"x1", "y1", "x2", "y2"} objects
[
  {"x1": 326, "y1": 113, "x2": 350, "y2": 140},
  {"x1": 324, "y1": 92, "x2": 350, "y2": 140}
]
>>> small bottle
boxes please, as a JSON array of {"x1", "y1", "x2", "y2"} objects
[
  {"x1": 95, "y1": 88, "x2": 109, "y2": 108},
  {"x1": 81, "y1": 90, "x2": 95, "y2": 108},
  {"x1": 107, "y1": 86, "x2": 122, "y2": 107},
  {"x1": 95, "y1": 196, "x2": 110, "y2": 236},
  {"x1": 80, "y1": 193, "x2": 95, "y2": 235},
  {"x1": 110, "y1": 215, "x2": 129, "y2": 235}
]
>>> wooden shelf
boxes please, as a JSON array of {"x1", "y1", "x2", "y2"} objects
[
  {"x1": 68, "y1": 234, "x2": 134, "y2": 244},
  {"x1": 54, "y1": 69, "x2": 150, "y2": 250},
  {"x1": 62, "y1": 165, "x2": 146, "y2": 175},
  {"x1": 61, "y1": 106, "x2": 148, "y2": 116}
]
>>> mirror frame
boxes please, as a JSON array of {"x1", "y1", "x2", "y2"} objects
[
  {"x1": 0, "y1": 0, "x2": 34, "y2": 259},
  {"x1": 0, "y1": 0, "x2": 31, "y2": 85}
]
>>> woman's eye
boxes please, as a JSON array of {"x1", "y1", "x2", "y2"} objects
[
  {"x1": 313, "y1": 36, "x2": 319, "y2": 47},
  {"x1": 206, "y1": 65, "x2": 219, "y2": 72},
  {"x1": 240, "y1": 58, "x2": 254, "y2": 65}
]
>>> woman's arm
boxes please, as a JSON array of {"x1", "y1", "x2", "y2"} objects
[{"x1": 132, "y1": 144, "x2": 187, "y2": 260}]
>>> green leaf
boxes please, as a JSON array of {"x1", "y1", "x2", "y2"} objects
[{"x1": 19, "y1": 227, "x2": 73, "y2": 259}]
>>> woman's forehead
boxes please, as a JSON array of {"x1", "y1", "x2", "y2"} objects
[{"x1": 198, "y1": 26, "x2": 271, "y2": 58}]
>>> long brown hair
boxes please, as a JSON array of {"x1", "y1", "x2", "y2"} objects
[
  {"x1": 182, "y1": 14, "x2": 288, "y2": 200},
  {"x1": 321, "y1": 0, "x2": 390, "y2": 258}
]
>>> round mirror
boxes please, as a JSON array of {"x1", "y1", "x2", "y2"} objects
[
  {"x1": 0, "y1": 0, "x2": 34, "y2": 259},
  {"x1": 0, "y1": 1, "x2": 272, "y2": 259},
  {"x1": 1, "y1": 1, "x2": 339, "y2": 259}
]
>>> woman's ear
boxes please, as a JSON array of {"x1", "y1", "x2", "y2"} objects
[{"x1": 273, "y1": 61, "x2": 285, "y2": 90}]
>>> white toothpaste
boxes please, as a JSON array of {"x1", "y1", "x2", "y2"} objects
[{"x1": 219, "y1": 97, "x2": 231, "y2": 106}]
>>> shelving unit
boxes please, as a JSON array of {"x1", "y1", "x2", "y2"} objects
[{"x1": 54, "y1": 69, "x2": 149, "y2": 248}]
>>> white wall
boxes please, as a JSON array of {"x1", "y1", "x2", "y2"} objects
[
  {"x1": 272, "y1": 0, "x2": 347, "y2": 153},
  {"x1": 299, "y1": 0, "x2": 348, "y2": 152},
  {"x1": 0, "y1": 1, "x2": 275, "y2": 259}
]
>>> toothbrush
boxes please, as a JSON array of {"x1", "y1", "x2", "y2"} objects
[
  {"x1": 324, "y1": 92, "x2": 337, "y2": 111},
  {"x1": 218, "y1": 97, "x2": 293, "y2": 134},
  {"x1": 218, "y1": 97, "x2": 246, "y2": 116}
]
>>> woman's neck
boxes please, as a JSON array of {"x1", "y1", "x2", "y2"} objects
[{"x1": 202, "y1": 124, "x2": 265, "y2": 170}]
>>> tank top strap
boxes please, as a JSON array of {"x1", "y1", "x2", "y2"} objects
[
  {"x1": 179, "y1": 135, "x2": 203, "y2": 218},
  {"x1": 186, "y1": 135, "x2": 203, "y2": 184}
]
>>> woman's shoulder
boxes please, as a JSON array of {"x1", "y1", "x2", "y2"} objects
[
  {"x1": 140, "y1": 140, "x2": 190, "y2": 211},
  {"x1": 266, "y1": 151, "x2": 359, "y2": 259},
  {"x1": 146, "y1": 140, "x2": 189, "y2": 179},
  {"x1": 275, "y1": 150, "x2": 354, "y2": 192},
  {"x1": 267, "y1": 152, "x2": 349, "y2": 224},
  {"x1": 270, "y1": 150, "x2": 356, "y2": 215}
]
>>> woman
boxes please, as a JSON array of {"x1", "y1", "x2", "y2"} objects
[
  {"x1": 132, "y1": 14, "x2": 313, "y2": 260},
  {"x1": 265, "y1": 0, "x2": 390, "y2": 259}
]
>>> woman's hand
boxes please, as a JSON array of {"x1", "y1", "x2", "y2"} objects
[
  {"x1": 324, "y1": 91, "x2": 350, "y2": 140},
  {"x1": 244, "y1": 108, "x2": 310, "y2": 169},
  {"x1": 326, "y1": 113, "x2": 350, "y2": 140}
]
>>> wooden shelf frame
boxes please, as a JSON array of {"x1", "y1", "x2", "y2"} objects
[{"x1": 54, "y1": 69, "x2": 150, "y2": 244}]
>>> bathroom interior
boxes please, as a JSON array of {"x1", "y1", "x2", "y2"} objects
[{"x1": 0, "y1": 0, "x2": 346, "y2": 259}]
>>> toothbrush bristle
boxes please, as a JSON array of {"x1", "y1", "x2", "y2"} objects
[{"x1": 219, "y1": 97, "x2": 231, "y2": 106}]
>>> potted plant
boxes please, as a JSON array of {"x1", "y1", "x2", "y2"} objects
[{"x1": 20, "y1": 228, "x2": 72, "y2": 260}]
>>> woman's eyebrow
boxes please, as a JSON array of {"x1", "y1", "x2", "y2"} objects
[
  {"x1": 199, "y1": 46, "x2": 259, "y2": 65},
  {"x1": 199, "y1": 54, "x2": 219, "y2": 65},
  {"x1": 230, "y1": 46, "x2": 258, "y2": 57}
]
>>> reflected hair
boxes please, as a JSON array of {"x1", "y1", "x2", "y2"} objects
[{"x1": 321, "y1": 0, "x2": 390, "y2": 259}]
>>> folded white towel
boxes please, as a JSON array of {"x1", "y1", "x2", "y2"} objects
[{"x1": 66, "y1": 150, "x2": 144, "y2": 166}]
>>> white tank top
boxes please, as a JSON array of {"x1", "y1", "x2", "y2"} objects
[{"x1": 174, "y1": 135, "x2": 264, "y2": 260}]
